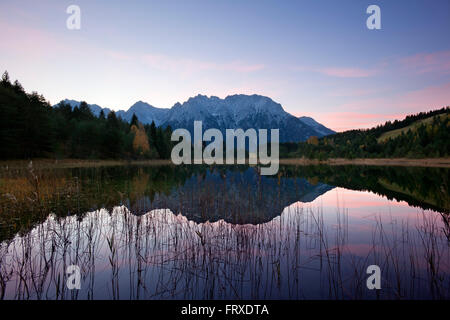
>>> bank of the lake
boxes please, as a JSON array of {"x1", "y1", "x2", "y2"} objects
[
  {"x1": 1, "y1": 157, "x2": 450, "y2": 170},
  {"x1": 279, "y1": 157, "x2": 450, "y2": 168}
]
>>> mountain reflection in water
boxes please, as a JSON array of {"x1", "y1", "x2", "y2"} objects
[{"x1": 0, "y1": 165, "x2": 448, "y2": 299}]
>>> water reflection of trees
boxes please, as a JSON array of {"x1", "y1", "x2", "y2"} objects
[
  {"x1": 280, "y1": 165, "x2": 449, "y2": 213},
  {"x1": 0, "y1": 165, "x2": 331, "y2": 241},
  {"x1": 280, "y1": 165, "x2": 450, "y2": 241},
  {"x1": 1, "y1": 165, "x2": 448, "y2": 243}
]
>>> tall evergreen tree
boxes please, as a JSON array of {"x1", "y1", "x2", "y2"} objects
[
  {"x1": 131, "y1": 113, "x2": 139, "y2": 126},
  {"x1": 1, "y1": 71, "x2": 10, "y2": 87}
]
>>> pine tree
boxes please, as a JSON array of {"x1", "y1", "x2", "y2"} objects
[
  {"x1": 1, "y1": 71, "x2": 11, "y2": 87},
  {"x1": 104, "y1": 111, "x2": 121, "y2": 157},
  {"x1": 12, "y1": 80, "x2": 24, "y2": 94},
  {"x1": 78, "y1": 101, "x2": 94, "y2": 120},
  {"x1": 107, "y1": 111, "x2": 119, "y2": 128},
  {"x1": 131, "y1": 113, "x2": 139, "y2": 126},
  {"x1": 149, "y1": 121, "x2": 157, "y2": 146}
]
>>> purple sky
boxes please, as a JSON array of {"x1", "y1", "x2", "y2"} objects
[{"x1": 1, "y1": 0, "x2": 449, "y2": 131}]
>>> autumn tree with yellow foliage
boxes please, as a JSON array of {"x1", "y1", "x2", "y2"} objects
[{"x1": 131, "y1": 123, "x2": 150, "y2": 156}]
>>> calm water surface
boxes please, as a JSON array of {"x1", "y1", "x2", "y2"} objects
[{"x1": 0, "y1": 165, "x2": 448, "y2": 299}]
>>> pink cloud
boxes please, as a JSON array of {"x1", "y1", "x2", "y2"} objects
[
  {"x1": 293, "y1": 65, "x2": 380, "y2": 78},
  {"x1": 0, "y1": 21, "x2": 66, "y2": 56},
  {"x1": 326, "y1": 88, "x2": 380, "y2": 98},
  {"x1": 295, "y1": 50, "x2": 450, "y2": 79},
  {"x1": 401, "y1": 50, "x2": 450, "y2": 74},
  {"x1": 317, "y1": 67, "x2": 378, "y2": 78},
  {"x1": 396, "y1": 82, "x2": 450, "y2": 111}
]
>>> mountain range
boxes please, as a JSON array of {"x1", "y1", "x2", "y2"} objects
[{"x1": 56, "y1": 94, "x2": 335, "y2": 142}]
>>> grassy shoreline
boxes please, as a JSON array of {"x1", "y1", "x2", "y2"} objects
[
  {"x1": 279, "y1": 157, "x2": 450, "y2": 168},
  {"x1": 0, "y1": 157, "x2": 450, "y2": 169},
  {"x1": 0, "y1": 159, "x2": 173, "y2": 170}
]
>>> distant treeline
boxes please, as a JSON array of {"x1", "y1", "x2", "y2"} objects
[
  {"x1": 280, "y1": 107, "x2": 450, "y2": 159},
  {"x1": 0, "y1": 71, "x2": 173, "y2": 160}
]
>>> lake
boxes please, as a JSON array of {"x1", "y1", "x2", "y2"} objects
[{"x1": 0, "y1": 164, "x2": 448, "y2": 299}]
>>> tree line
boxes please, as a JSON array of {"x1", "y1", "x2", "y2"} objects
[
  {"x1": 0, "y1": 71, "x2": 173, "y2": 160},
  {"x1": 280, "y1": 107, "x2": 450, "y2": 159}
]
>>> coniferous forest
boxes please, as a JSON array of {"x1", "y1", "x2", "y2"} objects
[{"x1": 0, "y1": 71, "x2": 173, "y2": 160}]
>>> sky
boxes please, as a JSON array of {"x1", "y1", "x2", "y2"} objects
[{"x1": 0, "y1": 0, "x2": 449, "y2": 131}]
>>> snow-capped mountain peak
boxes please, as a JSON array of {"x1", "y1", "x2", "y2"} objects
[{"x1": 54, "y1": 94, "x2": 335, "y2": 142}]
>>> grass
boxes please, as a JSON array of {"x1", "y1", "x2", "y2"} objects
[
  {"x1": 0, "y1": 159, "x2": 173, "y2": 170},
  {"x1": 279, "y1": 157, "x2": 450, "y2": 167}
]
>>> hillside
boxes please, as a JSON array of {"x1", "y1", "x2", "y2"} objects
[
  {"x1": 282, "y1": 107, "x2": 450, "y2": 159},
  {"x1": 377, "y1": 113, "x2": 449, "y2": 142}
]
